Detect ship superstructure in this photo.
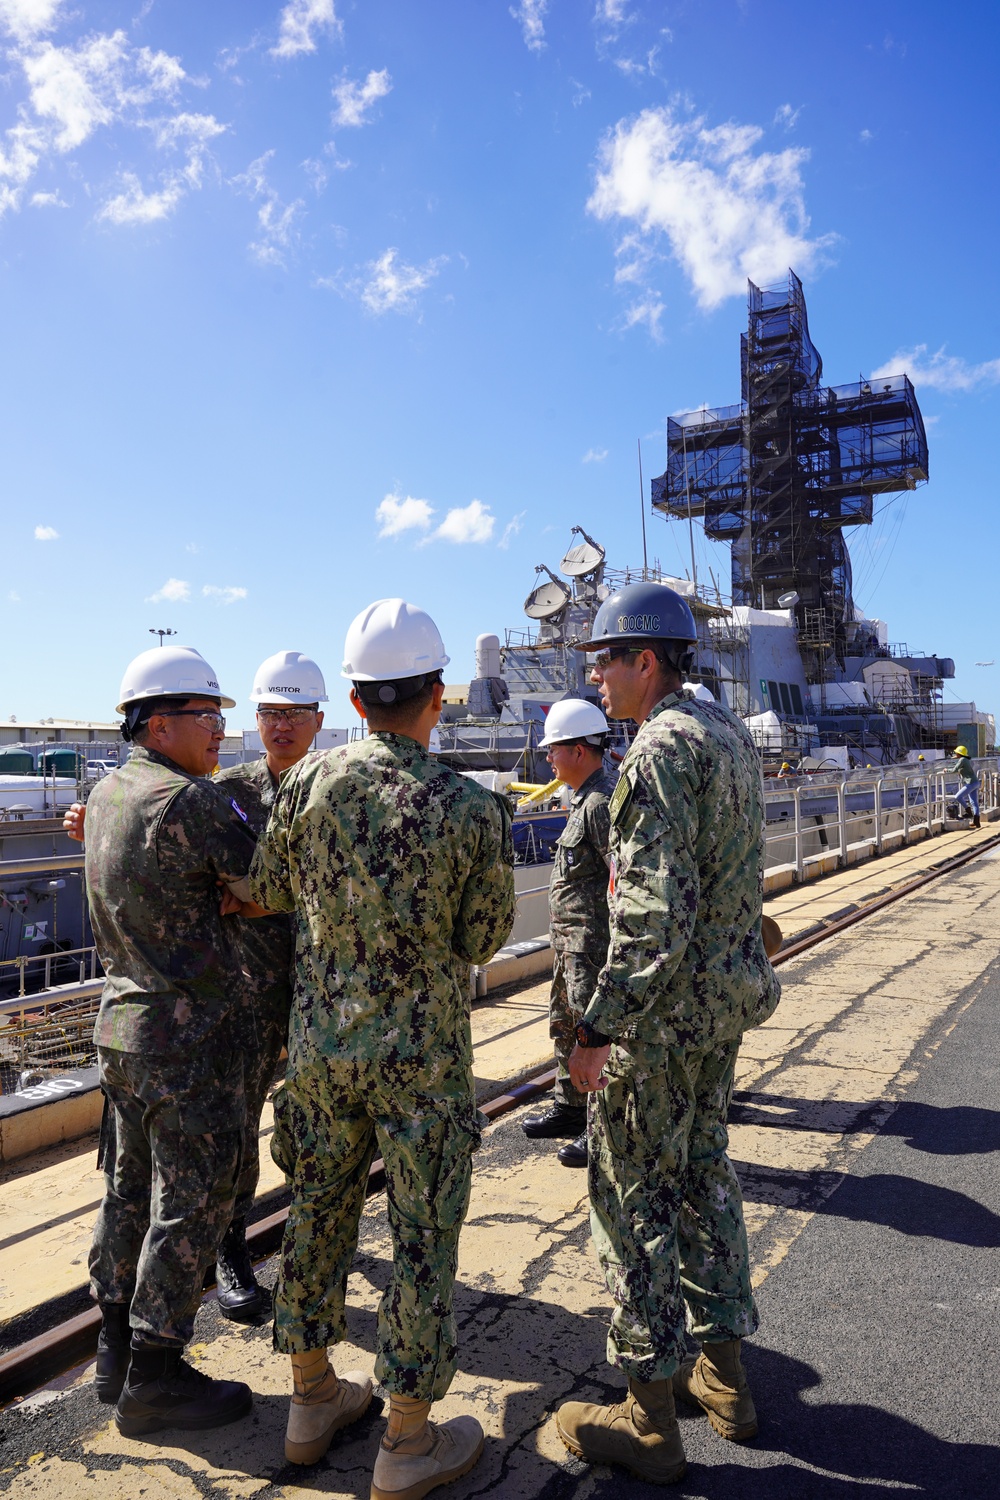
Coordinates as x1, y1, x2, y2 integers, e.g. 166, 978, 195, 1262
436, 272, 993, 779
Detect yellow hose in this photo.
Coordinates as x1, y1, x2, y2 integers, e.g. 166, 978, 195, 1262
513, 777, 564, 809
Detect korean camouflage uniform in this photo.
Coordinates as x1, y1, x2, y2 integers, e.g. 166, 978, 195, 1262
249, 732, 515, 1399
214, 757, 293, 1221
548, 765, 617, 1110
85, 745, 257, 1346
582, 690, 780, 1382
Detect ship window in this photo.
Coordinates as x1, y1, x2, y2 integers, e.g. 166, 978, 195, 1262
767, 680, 780, 710
778, 683, 793, 714
790, 683, 804, 715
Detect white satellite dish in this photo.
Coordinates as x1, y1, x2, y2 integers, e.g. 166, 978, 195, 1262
777, 590, 800, 608
524, 568, 571, 620
561, 528, 606, 579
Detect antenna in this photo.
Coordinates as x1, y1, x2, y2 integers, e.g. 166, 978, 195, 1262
523, 566, 572, 621
149, 628, 177, 648
637, 439, 648, 577
561, 526, 606, 578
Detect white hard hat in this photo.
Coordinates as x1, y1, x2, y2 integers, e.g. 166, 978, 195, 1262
342, 598, 450, 683
683, 681, 715, 703
539, 698, 610, 748
116, 646, 235, 714
251, 650, 328, 704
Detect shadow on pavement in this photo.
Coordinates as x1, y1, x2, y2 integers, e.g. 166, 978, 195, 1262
549, 1344, 995, 1500
735, 1162, 1000, 1246
731, 1094, 1000, 1155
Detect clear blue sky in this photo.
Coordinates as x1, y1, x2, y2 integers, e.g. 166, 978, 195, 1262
2, 0, 997, 730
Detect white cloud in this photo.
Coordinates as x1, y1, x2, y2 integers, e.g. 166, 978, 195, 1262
23, 32, 185, 153
433, 500, 495, 545
272, 0, 341, 60
184, 541, 199, 554
587, 104, 835, 314
859, 129, 875, 144
595, 0, 632, 29
510, 0, 547, 53
583, 447, 609, 463
152, 112, 227, 150
99, 171, 184, 224
357, 247, 446, 315
146, 577, 190, 603
774, 103, 801, 130
29, 188, 65, 206
33, 523, 58, 540
202, 584, 247, 605
332, 68, 391, 128
233, 152, 303, 267
0, 21, 210, 223
8, 589, 21, 602
622, 294, 665, 339
870, 345, 1000, 394
376, 492, 435, 538
498, 511, 526, 549
0, 1, 64, 43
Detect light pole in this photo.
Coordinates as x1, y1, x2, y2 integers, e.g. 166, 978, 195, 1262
149, 628, 177, 648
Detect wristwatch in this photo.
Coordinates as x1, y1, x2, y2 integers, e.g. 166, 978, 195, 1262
575, 1020, 611, 1049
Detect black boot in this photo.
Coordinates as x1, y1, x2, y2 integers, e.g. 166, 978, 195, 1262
115, 1342, 252, 1438
522, 1102, 586, 1139
95, 1303, 132, 1404
972, 817, 982, 829
215, 1218, 267, 1322
557, 1131, 588, 1168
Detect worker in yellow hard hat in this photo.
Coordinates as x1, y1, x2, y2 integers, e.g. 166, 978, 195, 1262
950, 745, 981, 828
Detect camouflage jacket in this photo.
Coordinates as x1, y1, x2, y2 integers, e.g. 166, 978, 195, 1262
249, 732, 516, 1099
214, 757, 293, 1021
86, 745, 257, 1054
584, 690, 780, 1051
549, 765, 616, 957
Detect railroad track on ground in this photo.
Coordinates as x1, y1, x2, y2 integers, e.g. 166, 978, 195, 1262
3, 823, 999, 1408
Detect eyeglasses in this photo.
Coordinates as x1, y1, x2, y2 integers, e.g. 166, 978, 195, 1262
593, 646, 644, 670
257, 707, 318, 724
157, 710, 227, 732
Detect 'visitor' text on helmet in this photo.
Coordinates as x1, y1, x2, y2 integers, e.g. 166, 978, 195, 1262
251, 650, 328, 704
116, 646, 235, 715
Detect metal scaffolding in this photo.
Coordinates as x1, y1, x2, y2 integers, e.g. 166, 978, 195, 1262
652, 271, 929, 683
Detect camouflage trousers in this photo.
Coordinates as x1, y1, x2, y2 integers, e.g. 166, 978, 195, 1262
90, 1046, 244, 1346
550, 948, 601, 1111
271, 1059, 480, 1401
589, 1035, 757, 1382
233, 992, 290, 1222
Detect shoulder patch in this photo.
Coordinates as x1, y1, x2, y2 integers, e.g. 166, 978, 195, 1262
608, 774, 633, 826
230, 799, 248, 822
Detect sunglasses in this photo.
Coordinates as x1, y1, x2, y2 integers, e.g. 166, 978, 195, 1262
157, 710, 227, 732
592, 646, 644, 670
257, 707, 318, 724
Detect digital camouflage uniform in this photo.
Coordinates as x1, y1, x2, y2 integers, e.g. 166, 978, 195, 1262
214, 757, 293, 1220
86, 745, 257, 1346
548, 765, 616, 1109
582, 690, 781, 1383
248, 731, 515, 1399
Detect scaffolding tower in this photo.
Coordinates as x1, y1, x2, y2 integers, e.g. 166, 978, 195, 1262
652, 271, 929, 683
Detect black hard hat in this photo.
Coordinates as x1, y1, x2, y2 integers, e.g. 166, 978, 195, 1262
578, 582, 698, 651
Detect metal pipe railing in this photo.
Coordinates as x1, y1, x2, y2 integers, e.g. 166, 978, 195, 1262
764, 759, 998, 880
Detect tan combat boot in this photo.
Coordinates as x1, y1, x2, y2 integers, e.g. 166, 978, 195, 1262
285, 1348, 373, 1465
555, 1377, 686, 1486
370, 1393, 484, 1500
672, 1338, 757, 1441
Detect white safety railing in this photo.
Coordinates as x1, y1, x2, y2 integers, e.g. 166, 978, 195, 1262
764, 760, 999, 881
